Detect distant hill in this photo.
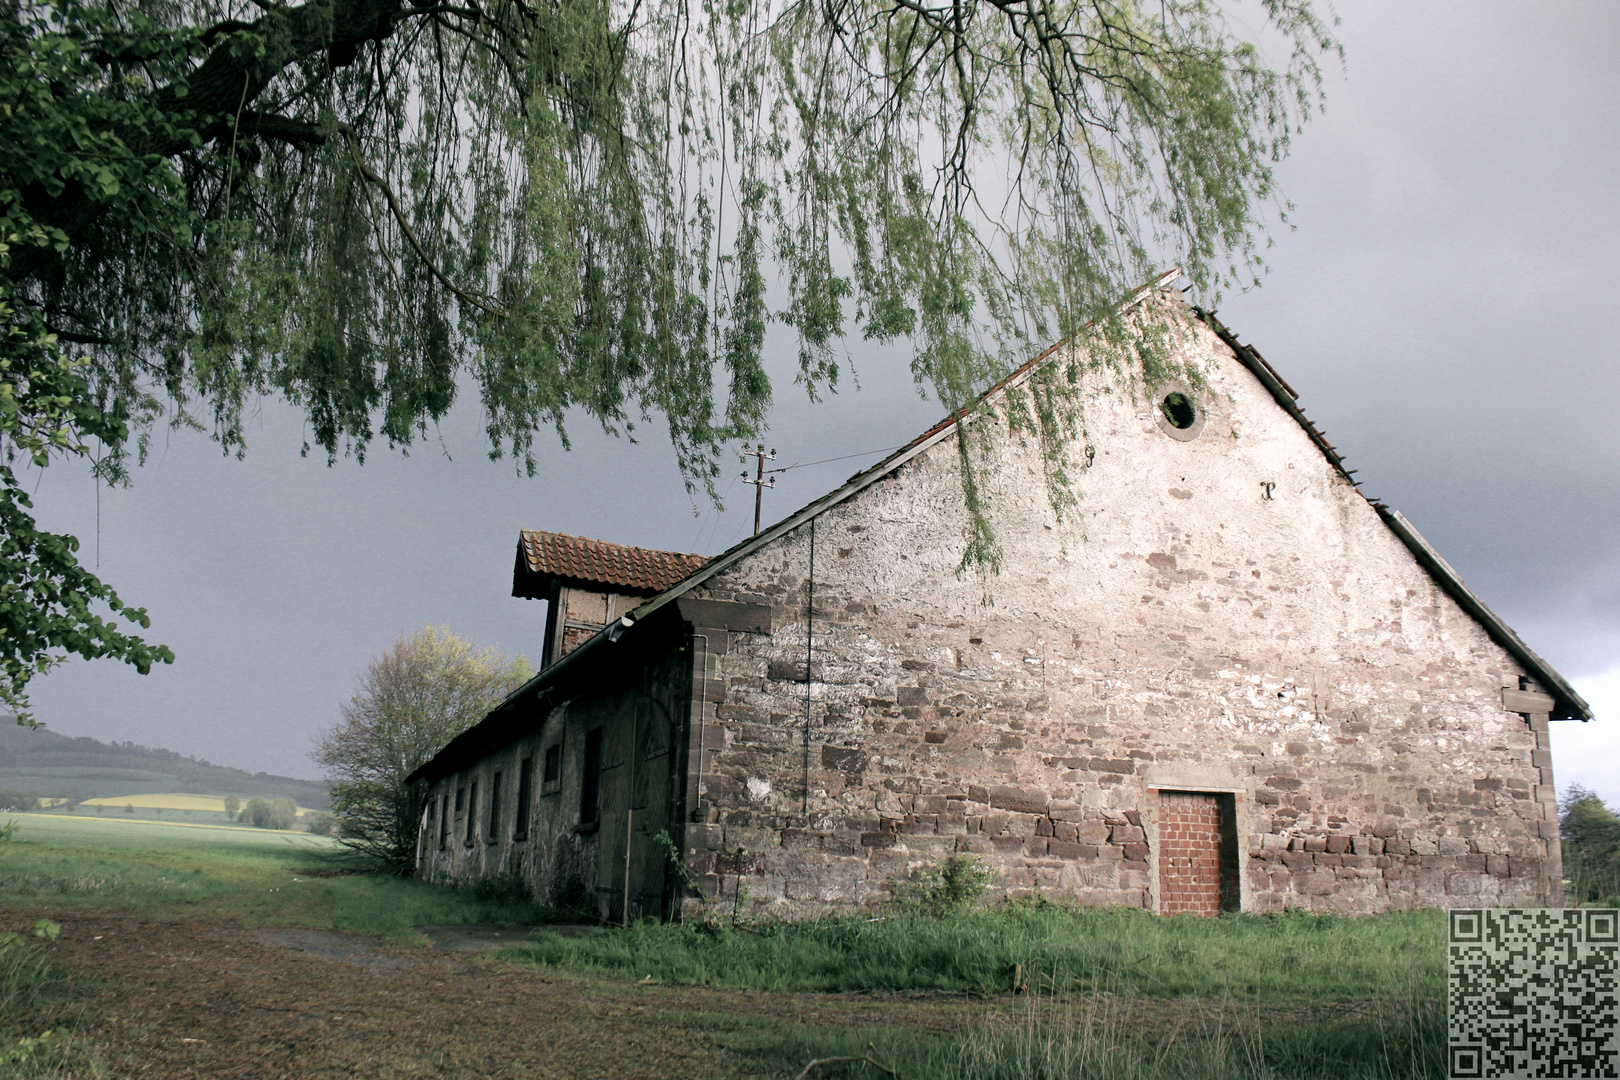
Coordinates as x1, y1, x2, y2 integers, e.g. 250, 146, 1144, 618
0, 719, 330, 809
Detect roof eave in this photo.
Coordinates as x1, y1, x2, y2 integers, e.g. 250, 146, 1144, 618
404, 613, 637, 786
1379, 510, 1592, 721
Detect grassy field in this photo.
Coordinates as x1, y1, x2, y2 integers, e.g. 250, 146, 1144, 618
0, 814, 1450, 1078
0, 813, 550, 941
39, 792, 320, 827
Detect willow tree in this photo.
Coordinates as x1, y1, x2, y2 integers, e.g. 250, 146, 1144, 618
0, 0, 1337, 715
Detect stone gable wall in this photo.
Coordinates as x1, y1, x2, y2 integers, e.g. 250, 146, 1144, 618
677, 300, 1560, 918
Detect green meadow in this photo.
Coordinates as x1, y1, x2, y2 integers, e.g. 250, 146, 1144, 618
0, 813, 549, 941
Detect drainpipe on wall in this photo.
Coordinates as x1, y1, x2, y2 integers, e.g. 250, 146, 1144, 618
693, 634, 710, 819
802, 517, 815, 819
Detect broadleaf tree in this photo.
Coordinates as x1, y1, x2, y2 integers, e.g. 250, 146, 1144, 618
314, 625, 531, 873
1560, 786, 1620, 906
1, 0, 1338, 715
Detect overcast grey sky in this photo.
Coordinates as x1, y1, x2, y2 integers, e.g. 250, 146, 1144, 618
18, 2, 1620, 802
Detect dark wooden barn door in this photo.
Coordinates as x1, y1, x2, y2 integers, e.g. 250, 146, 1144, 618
630, 701, 673, 919
1157, 791, 1239, 916
593, 700, 632, 921
594, 697, 675, 922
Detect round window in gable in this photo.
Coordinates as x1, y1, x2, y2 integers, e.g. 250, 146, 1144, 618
1155, 389, 1206, 442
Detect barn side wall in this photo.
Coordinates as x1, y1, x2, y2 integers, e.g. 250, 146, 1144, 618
416, 617, 695, 919
675, 304, 1561, 918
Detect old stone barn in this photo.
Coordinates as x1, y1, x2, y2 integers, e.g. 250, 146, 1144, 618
410, 281, 1591, 920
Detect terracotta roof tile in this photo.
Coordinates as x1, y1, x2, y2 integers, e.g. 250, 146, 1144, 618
517, 530, 709, 595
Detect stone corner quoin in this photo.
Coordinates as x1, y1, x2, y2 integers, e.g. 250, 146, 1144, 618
412, 291, 1573, 922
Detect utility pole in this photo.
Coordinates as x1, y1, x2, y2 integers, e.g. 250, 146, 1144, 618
740, 444, 776, 536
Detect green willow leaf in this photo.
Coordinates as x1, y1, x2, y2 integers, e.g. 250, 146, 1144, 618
1, 0, 1336, 712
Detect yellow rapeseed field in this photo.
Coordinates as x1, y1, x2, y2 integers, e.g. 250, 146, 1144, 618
77, 793, 311, 816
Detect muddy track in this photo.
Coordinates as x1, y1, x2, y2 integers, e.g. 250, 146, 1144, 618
14, 912, 1389, 1078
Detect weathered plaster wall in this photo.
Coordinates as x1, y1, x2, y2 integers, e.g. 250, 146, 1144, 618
417, 699, 591, 899
678, 297, 1560, 918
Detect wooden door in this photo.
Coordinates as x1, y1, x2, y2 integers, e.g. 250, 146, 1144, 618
594, 696, 676, 922
594, 702, 634, 922
629, 700, 674, 920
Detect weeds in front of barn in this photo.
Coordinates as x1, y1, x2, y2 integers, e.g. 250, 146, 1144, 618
679, 983, 1443, 1079
509, 900, 1446, 1078
506, 902, 1444, 1000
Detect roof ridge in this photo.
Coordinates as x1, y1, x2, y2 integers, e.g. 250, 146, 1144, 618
411, 274, 1589, 788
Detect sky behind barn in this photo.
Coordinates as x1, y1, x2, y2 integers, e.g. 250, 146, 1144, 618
16, 2, 1620, 803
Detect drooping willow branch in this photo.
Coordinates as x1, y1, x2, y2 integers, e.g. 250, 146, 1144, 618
9, 0, 1336, 489
341, 128, 508, 318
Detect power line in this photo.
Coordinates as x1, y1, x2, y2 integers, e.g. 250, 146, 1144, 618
766, 443, 908, 475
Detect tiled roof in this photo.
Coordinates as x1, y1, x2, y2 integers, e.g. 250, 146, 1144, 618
516, 530, 710, 595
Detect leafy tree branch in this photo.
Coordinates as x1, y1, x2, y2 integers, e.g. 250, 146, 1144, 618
1, 0, 1336, 710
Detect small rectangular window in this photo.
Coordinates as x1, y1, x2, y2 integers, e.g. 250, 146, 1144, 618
514, 758, 533, 839
454, 787, 464, 814
488, 771, 502, 841
542, 744, 563, 794
437, 794, 449, 849
580, 728, 603, 825
464, 782, 478, 846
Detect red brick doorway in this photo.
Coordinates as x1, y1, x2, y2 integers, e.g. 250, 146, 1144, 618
1157, 791, 1239, 915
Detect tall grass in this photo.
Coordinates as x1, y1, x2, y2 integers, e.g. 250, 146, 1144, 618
680, 969, 1442, 1080
942, 979, 1443, 1080
0, 921, 95, 1079
0, 922, 58, 1023
507, 904, 1444, 1000
679, 977, 1443, 1079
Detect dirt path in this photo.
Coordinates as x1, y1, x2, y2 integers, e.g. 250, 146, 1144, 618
17, 912, 989, 1079
16, 912, 1392, 1078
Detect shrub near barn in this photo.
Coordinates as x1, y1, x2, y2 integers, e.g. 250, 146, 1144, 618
1561, 786, 1620, 906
